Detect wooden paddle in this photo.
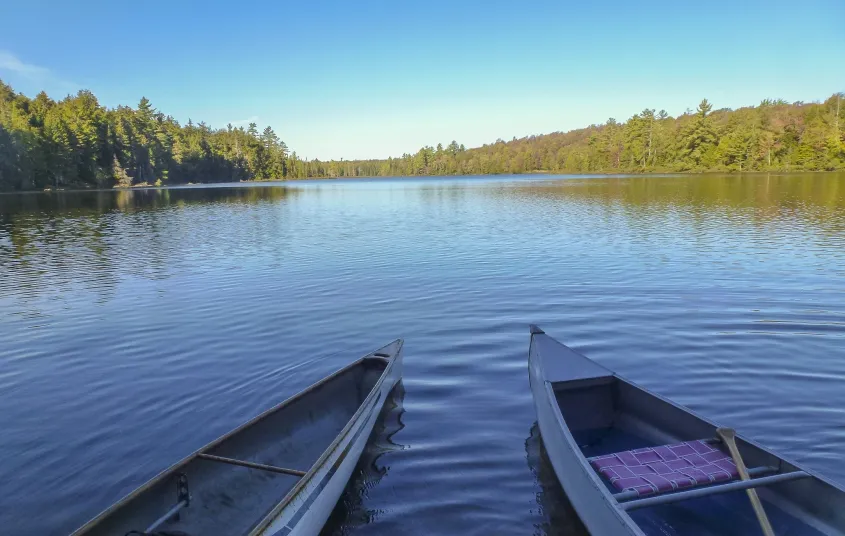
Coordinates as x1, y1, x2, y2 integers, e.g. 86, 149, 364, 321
716, 427, 776, 536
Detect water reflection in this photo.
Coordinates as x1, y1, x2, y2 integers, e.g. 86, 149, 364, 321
4, 174, 845, 276
322, 383, 407, 535
521, 173, 845, 208
0, 184, 297, 216
525, 423, 587, 536
503, 173, 845, 234
0, 185, 298, 313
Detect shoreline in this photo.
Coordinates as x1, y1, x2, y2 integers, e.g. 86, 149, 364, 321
6, 169, 842, 196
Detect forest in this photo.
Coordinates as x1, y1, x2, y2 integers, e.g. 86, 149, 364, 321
0, 78, 843, 192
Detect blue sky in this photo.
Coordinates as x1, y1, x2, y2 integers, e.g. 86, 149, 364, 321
1, 0, 843, 160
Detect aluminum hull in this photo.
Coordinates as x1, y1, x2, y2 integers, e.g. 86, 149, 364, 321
71, 339, 403, 536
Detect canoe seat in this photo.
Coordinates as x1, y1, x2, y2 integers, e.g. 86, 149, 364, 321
588, 440, 739, 498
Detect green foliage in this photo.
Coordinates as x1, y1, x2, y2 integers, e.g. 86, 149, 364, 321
0, 78, 843, 191
295, 94, 844, 179
0, 80, 293, 191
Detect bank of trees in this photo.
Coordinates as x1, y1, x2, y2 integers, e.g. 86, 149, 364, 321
0, 80, 291, 191
362, 96, 843, 178
1, 77, 842, 191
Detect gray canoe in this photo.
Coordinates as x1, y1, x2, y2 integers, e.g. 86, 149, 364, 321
71, 339, 403, 536
528, 325, 845, 536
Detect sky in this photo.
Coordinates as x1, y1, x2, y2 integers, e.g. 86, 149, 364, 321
1, 0, 843, 160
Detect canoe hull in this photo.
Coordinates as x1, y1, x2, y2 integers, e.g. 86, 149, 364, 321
259, 346, 402, 535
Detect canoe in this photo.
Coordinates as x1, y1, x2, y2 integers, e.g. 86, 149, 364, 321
528, 326, 845, 536
71, 339, 403, 536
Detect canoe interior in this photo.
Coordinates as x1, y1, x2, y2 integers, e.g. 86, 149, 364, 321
80, 357, 388, 536
553, 375, 845, 536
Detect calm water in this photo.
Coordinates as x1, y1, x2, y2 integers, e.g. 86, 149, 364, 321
2, 173, 845, 535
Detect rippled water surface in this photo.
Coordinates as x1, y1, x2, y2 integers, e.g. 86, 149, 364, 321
2, 173, 845, 535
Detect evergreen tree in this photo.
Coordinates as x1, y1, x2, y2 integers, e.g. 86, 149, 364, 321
0, 76, 842, 192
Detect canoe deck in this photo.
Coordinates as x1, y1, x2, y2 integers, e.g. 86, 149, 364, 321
76, 358, 387, 536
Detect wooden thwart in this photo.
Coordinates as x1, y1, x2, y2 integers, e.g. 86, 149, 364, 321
197, 453, 306, 477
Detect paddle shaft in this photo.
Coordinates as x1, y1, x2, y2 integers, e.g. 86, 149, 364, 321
716, 428, 775, 536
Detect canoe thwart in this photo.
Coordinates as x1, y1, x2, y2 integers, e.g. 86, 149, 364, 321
196, 453, 307, 477
143, 473, 191, 533
622, 471, 810, 511
613, 465, 778, 502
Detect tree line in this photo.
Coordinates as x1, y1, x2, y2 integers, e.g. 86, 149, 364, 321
0, 79, 296, 191
1, 77, 842, 192
356, 96, 843, 178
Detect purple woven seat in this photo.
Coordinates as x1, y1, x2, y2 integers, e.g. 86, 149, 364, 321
589, 440, 738, 498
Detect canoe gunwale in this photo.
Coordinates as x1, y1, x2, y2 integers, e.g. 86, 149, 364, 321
69, 340, 403, 536
249, 342, 403, 534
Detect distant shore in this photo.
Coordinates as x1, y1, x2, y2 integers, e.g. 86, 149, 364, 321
14, 170, 838, 196
3, 77, 842, 194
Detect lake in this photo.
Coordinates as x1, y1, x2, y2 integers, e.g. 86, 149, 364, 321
2, 173, 844, 535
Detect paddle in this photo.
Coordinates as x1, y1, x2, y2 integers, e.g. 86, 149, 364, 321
716, 427, 776, 536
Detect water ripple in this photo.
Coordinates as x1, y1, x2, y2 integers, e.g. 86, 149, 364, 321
0, 173, 844, 535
